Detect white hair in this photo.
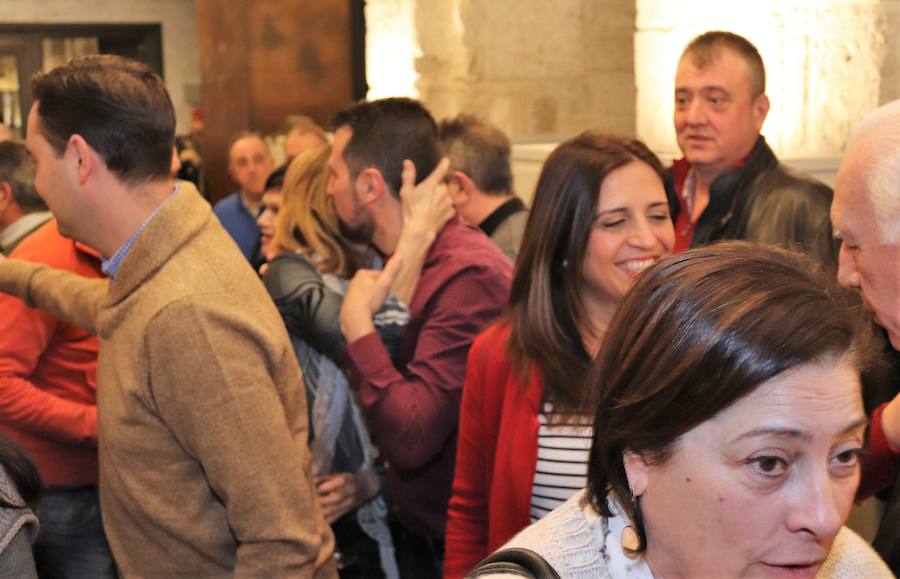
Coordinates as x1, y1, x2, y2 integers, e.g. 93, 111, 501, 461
849, 100, 900, 245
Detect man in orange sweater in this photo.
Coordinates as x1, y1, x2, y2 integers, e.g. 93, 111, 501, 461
0, 214, 112, 576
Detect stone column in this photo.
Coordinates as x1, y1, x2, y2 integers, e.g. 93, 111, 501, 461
366, 0, 637, 139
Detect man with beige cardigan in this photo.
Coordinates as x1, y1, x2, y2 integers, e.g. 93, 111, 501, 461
0, 55, 336, 577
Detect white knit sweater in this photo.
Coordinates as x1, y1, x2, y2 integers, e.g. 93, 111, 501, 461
485, 490, 894, 579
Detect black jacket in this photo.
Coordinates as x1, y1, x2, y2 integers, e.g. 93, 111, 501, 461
665, 136, 838, 267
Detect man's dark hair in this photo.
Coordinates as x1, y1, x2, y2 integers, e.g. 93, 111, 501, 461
331, 97, 440, 197
682, 31, 766, 96
30, 54, 176, 185
0, 141, 45, 212
439, 114, 513, 195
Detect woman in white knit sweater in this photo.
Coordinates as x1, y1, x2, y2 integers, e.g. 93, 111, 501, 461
470, 243, 893, 579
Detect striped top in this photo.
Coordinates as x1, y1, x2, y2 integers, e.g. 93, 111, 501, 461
530, 403, 593, 522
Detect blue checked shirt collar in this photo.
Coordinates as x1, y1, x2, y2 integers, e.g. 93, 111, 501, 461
101, 184, 179, 278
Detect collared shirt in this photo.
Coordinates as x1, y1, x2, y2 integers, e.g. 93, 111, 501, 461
478, 196, 526, 237
0, 211, 53, 255
478, 196, 528, 263
102, 186, 178, 278
670, 155, 748, 252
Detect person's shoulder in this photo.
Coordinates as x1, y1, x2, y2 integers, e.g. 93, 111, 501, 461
818, 526, 893, 578
473, 320, 512, 352
267, 251, 316, 272
494, 208, 528, 235
9, 219, 80, 269
761, 158, 833, 203
148, 288, 283, 346
263, 252, 321, 299
495, 490, 607, 576
212, 192, 240, 214
432, 220, 513, 273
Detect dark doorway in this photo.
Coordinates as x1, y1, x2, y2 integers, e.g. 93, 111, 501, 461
0, 24, 162, 138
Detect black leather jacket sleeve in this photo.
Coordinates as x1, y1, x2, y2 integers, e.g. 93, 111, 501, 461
263, 253, 347, 359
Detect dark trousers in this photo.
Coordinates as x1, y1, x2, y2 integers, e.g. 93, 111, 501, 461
390, 521, 443, 579
33, 486, 117, 579
332, 513, 385, 579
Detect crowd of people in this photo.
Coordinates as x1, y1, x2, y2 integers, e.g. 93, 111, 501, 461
0, 28, 897, 579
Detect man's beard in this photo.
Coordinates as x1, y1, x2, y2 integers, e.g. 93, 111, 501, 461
337, 214, 375, 244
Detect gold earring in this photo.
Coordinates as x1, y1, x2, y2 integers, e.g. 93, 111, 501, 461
621, 487, 640, 559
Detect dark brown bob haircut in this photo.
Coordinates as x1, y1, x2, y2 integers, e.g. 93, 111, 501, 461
586, 241, 874, 553
507, 131, 665, 407
30, 54, 176, 186
331, 97, 440, 198
681, 30, 766, 97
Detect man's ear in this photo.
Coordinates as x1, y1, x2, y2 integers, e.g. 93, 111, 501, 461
68, 134, 96, 186
0, 182, 10, 211
447, 170, 476, 206
623, 451, 651, 497
455, 171, 479, 196
357, 168, 387, 204
753, 93, 770, 131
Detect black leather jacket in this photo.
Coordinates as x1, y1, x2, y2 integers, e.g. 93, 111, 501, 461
665, 136, 838, 267
263, 252, 407, 361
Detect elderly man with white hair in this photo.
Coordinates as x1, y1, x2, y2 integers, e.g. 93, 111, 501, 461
832, 98, 900, 573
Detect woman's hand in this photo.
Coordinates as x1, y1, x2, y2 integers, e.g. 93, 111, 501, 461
400, 158, 455, 240
883, 393, 900, 450
340, 255, 403, 342
389, 158, 454, 304
316, 470, 380, 523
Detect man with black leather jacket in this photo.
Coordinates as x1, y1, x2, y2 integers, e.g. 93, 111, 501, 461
666, 30, 837, 266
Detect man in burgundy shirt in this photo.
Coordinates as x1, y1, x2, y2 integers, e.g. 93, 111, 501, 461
328, 98, 512, 578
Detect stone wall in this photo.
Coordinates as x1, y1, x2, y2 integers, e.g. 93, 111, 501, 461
367, 0, 637, 140
0, 0, 200, 133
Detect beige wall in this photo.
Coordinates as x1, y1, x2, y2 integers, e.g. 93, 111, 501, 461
0, 0, 200, 133
367, 0, 636, 141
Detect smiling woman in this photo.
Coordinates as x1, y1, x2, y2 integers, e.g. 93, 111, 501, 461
468, 242, 891, 578
444, 132, 675, 578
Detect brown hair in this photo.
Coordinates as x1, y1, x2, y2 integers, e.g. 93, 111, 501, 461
272, 144, 356, 277
30, 54, 175, 185
331, 97, 440, 198
586, 241, 874, 553
507, 131, 665, 407
681, 31, 766, 96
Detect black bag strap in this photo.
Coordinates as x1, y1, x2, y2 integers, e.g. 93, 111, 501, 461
466, 547, 561, 578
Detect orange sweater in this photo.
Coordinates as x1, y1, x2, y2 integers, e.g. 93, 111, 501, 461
0, 219, 103, 486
